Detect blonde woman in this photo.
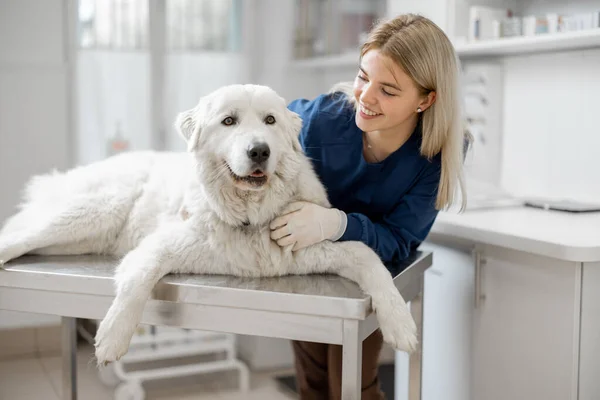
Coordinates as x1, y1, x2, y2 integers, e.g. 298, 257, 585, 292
270, 14, 469, 399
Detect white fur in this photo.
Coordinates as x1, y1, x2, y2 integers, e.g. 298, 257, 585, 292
0, 84, 417, 364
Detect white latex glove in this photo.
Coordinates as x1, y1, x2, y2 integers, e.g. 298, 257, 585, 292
269, 201, 347, 251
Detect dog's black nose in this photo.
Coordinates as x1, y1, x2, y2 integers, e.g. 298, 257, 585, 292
247, 143, 270, 163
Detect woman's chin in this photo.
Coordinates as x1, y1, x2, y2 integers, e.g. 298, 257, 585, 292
356, 113, 381, 132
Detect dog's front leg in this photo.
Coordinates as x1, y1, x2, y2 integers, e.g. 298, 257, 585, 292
295, 241, 418, 353
94, 221, 202, 365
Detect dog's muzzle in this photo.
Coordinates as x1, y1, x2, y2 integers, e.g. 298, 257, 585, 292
247, 142, 270, 164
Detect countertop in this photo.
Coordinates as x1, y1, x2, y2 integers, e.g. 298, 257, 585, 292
430, 206, 600, 262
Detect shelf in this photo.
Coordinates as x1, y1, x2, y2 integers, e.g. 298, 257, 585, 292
290, 52, 360, 69
289, 29, 600, 69
455, 29, 600, 58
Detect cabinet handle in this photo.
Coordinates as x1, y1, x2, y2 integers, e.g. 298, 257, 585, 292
474, 251, 486, 308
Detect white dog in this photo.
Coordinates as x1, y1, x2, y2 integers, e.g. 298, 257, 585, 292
0, 84, 417, 364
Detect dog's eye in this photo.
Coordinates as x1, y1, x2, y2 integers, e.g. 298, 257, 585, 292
222, 116, 236, 126
264, 115, 276, 125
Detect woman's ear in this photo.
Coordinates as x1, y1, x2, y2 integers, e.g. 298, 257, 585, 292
418, 91, 436, 112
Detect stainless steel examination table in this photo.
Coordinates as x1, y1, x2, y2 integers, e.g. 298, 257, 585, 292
0, 250, 431, 400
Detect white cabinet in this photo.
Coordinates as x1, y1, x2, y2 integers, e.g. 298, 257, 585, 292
578, 261, 600, 400
237, 335, 295, 371
395, 241, 474, 400
473, 245, 580, 400
422, 243, 474, 400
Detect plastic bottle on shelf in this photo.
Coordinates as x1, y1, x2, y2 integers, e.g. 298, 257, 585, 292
107, 121, 130, 157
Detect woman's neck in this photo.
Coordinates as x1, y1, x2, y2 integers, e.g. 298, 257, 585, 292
365, 116, 419, 161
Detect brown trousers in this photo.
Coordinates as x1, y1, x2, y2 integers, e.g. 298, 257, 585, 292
291, 329, 385, 400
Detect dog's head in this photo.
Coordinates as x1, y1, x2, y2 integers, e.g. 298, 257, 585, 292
175, 84, 304, 193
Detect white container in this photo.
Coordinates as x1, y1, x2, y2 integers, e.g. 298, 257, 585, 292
561, 15, 580, 32
469, 6, 510, 42
535, 16, 549, 34
593, 11, 600, 28
492, 20, 501, 39
523, 15, 537, 36
546, 13, 559, 33
578, 12, 595, 30
502, 17, 522, 37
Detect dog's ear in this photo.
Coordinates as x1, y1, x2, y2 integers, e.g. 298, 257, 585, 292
286, 110, 304, 154
175, 106, 202, 152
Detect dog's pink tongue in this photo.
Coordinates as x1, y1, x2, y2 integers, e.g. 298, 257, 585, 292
250, 170, 265, 177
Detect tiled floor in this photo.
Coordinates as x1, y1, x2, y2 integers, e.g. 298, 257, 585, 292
0, 344, 298, 400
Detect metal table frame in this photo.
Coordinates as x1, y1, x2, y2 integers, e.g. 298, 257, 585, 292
0, 251, 431, 400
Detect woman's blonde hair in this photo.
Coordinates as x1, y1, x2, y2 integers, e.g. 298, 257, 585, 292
331, 13, 469, 211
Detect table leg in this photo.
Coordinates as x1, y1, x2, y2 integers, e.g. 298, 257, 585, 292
61, 317, 77, 400
408, 277, 424, 400
341, 319, 362, 400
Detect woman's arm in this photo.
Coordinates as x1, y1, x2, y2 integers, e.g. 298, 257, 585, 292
339, 162, 441, 263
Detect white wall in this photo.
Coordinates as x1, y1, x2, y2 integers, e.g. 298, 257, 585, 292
164, 53, 250, 151
76, 52, 151, 164
0, 0, 72, 221
500, 48, 600, 203
386, 0, 452, 32
251, 0, 296, 99
0, 0, 71, 329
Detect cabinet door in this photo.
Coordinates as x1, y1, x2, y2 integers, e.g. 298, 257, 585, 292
395, 242, 474, 400
424, 243, 474, 400
578, 261, 600, 400
473, 246, 580, 400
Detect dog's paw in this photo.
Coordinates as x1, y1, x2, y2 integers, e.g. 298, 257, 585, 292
94, 336, 130, 366
0, 240, 25, 266
374, 293, 418, 353
94, 309, 137, 366
379, 312, 418, 353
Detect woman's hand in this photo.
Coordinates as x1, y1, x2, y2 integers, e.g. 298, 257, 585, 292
269, 201, 347, 251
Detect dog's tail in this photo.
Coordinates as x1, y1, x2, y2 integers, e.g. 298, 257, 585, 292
0, 208, 29, 236
0, 170, 68, 236
21, 169, 68, 206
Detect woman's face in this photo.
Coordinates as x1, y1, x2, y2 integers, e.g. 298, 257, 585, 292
353, 49, 432, 136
